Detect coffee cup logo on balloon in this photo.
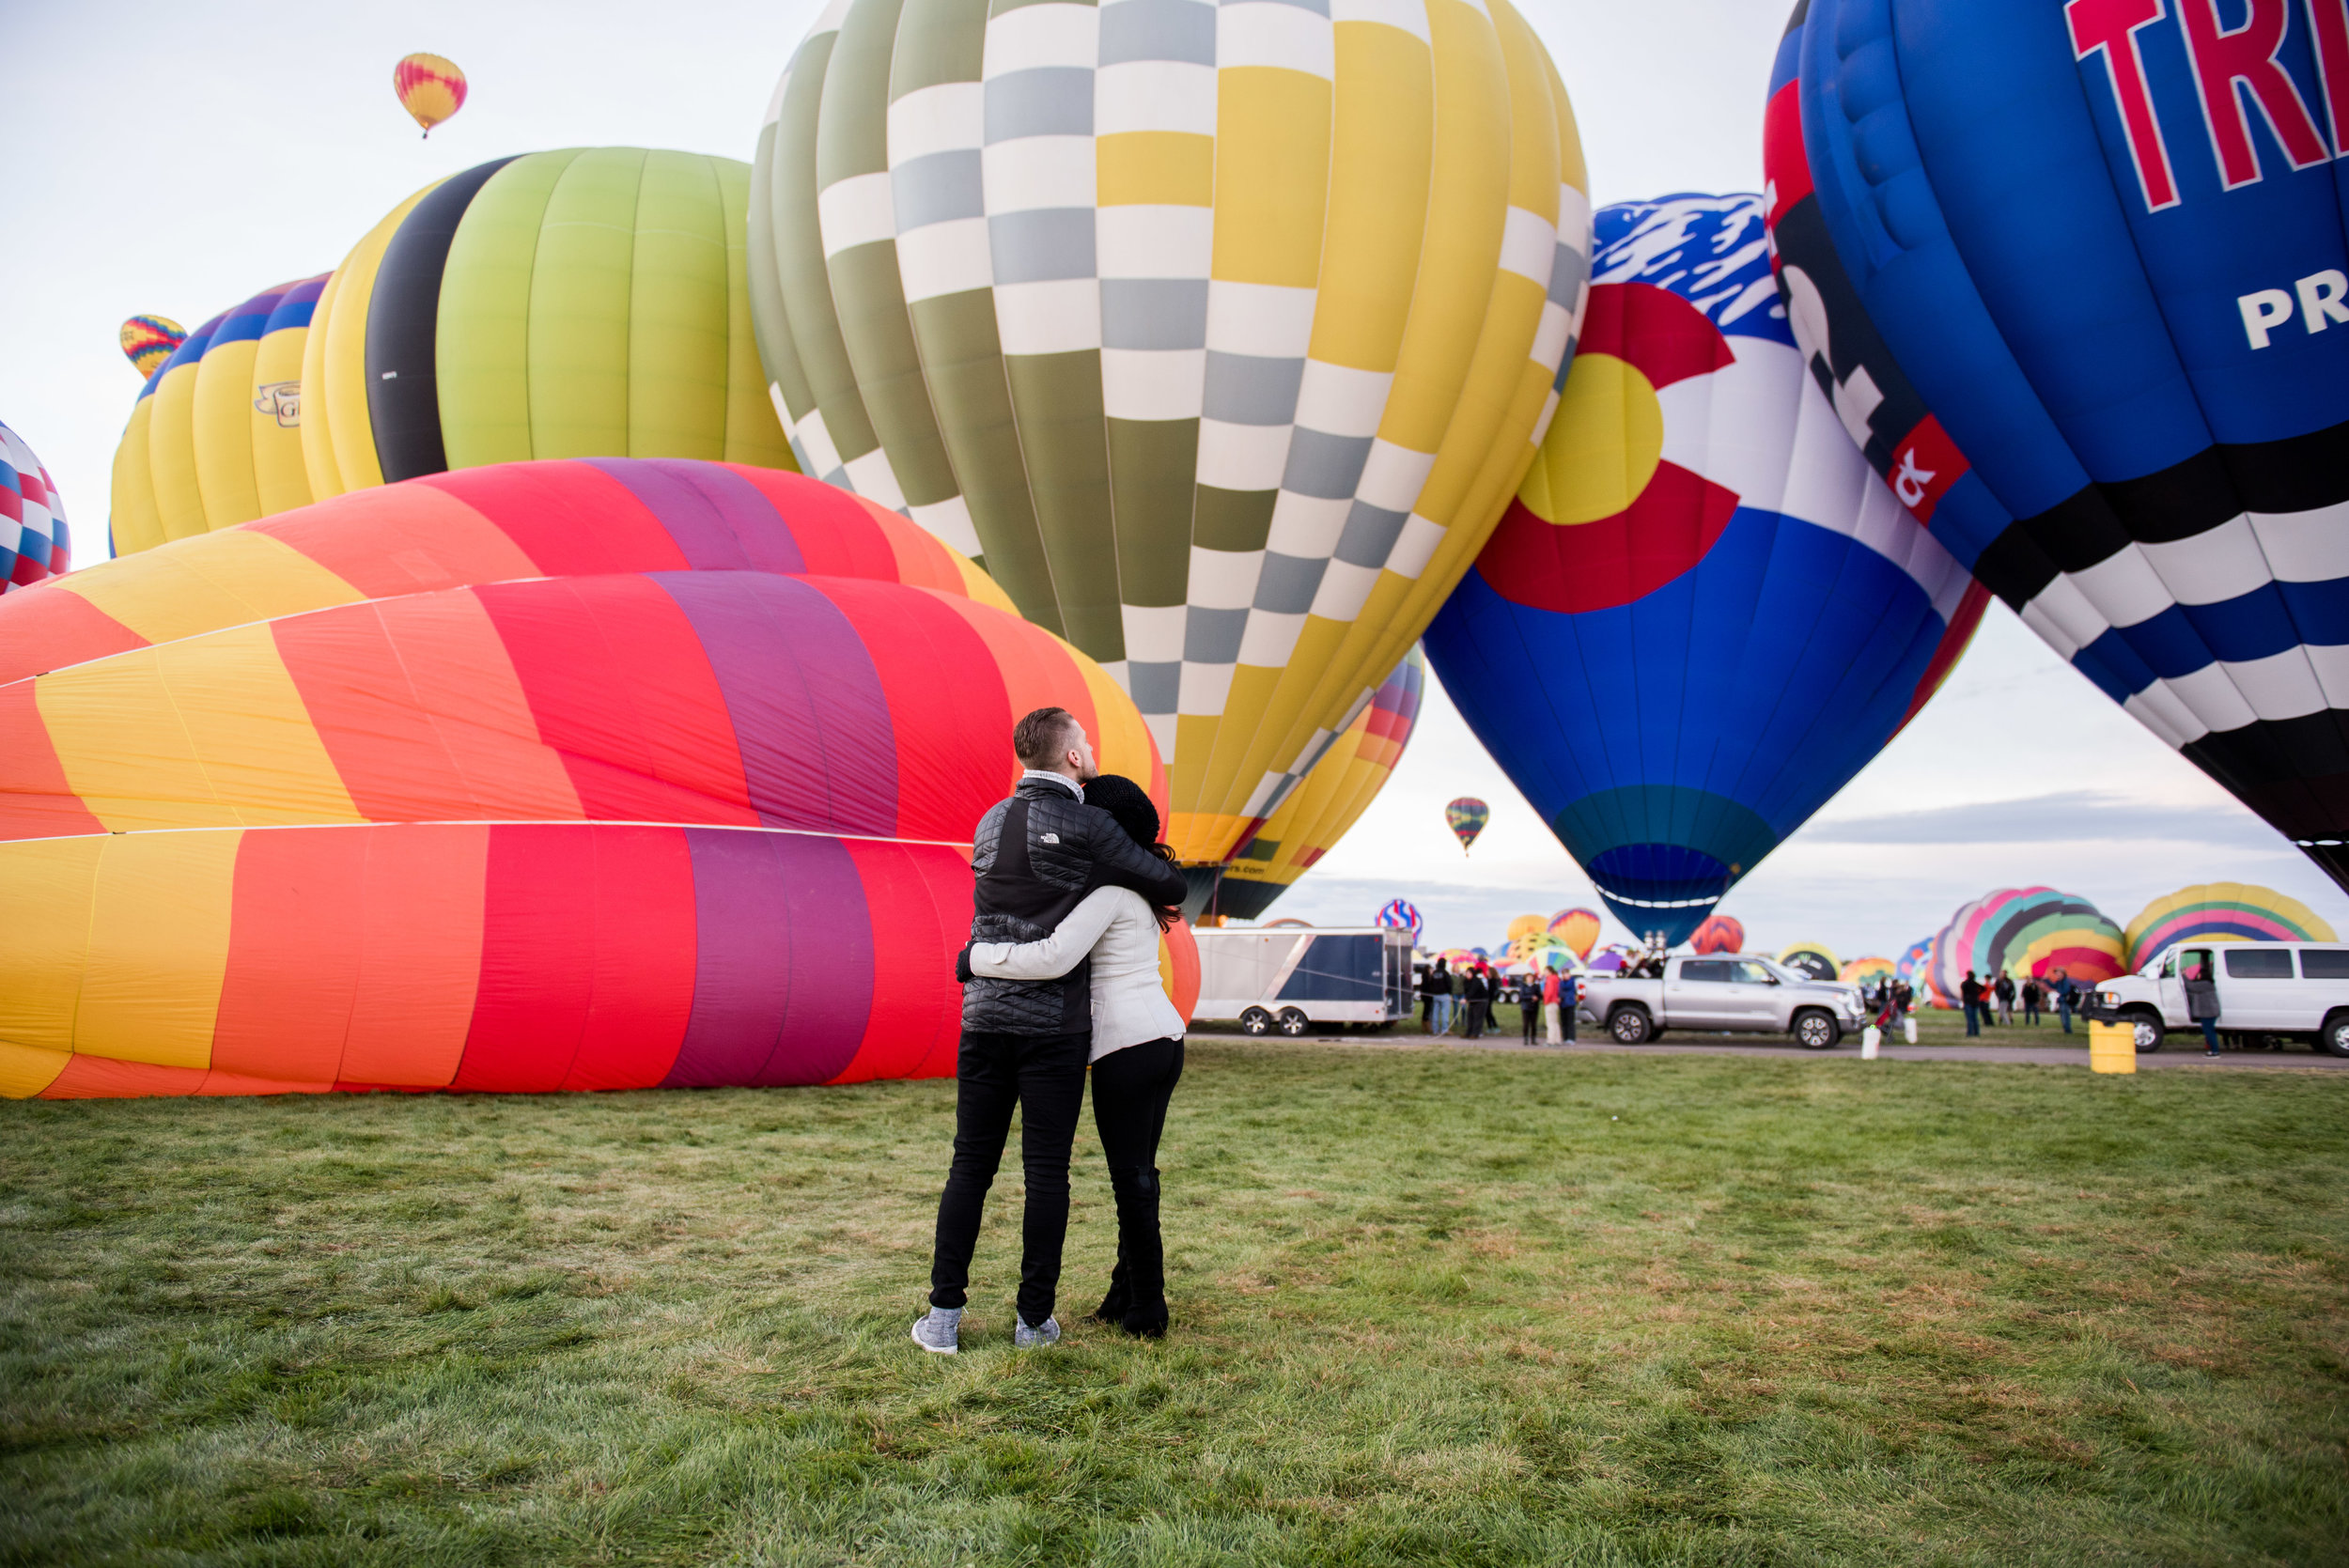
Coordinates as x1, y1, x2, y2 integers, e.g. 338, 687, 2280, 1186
1425, 193, 1986, 945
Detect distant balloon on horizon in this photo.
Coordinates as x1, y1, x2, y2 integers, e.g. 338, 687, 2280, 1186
394, 53, 466, 138
1688, 914, 1744, 955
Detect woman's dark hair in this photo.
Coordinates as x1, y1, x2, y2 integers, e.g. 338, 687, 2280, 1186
1086, 774, 1182, 931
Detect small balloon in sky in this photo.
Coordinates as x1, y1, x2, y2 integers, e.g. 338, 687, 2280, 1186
117, 316, 185, 379
394, 53, 466, 138
1446, 799, 1490, 856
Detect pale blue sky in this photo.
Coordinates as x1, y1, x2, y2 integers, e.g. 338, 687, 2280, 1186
7, 0, 2338, 958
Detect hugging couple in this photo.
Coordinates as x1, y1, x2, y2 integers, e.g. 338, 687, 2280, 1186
910, 706, 1192, 1354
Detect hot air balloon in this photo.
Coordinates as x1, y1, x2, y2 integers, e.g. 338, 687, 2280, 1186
749, 0, 1594, 874
1548, 907, 1602, 959
1766, 2, 2349, 898
394, 53, 467, 138
1778, 941, 1840, 982
1688, 913, 1744, 955
302, 149, 793, 506
1195, 647, 1425, 919
110, 276, 328, 555
0, 458, 1166, 1100
1932, 889, 2126, 996
1446, 798, 1490, 854
1376, 897, 1423, 938
2124, 882, 2338, 968
118, 316, 186, 379
2, 458, 1012, 686
1423, 193, 1987, 944
1840, 955, 1893, 986
1, 423, 69, 594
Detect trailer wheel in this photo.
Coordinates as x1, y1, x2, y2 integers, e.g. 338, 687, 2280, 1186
1608, 1005, 1653, 1045
1276, 1007, 1311, 1037
1240, 1007, 1274, 1036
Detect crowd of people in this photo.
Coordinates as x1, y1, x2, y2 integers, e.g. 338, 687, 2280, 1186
1413, 956, 1581, 1045
1953, 969, 2083, 1036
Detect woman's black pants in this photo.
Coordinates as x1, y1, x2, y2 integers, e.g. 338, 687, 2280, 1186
1086, 1037, 1184, 1337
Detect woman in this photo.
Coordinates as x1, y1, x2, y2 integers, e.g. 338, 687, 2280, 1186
965, 774, 1186, 1338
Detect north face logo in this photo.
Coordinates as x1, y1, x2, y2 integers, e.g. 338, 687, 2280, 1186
1040, 833, 1060, 844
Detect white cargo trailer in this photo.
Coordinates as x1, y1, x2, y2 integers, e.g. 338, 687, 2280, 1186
1191, 925, 1417, 1036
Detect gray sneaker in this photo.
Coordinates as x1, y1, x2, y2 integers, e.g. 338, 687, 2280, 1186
910, 1306, 961, 1355
1014, 1314, 1061, 1348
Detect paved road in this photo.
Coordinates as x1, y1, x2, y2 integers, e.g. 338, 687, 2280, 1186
1205, 1030, 2349, 1071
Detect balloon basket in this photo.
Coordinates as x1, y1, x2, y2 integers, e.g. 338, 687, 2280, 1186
1860, 1026, 1880, 1060
2088, 1021, 2137, 1075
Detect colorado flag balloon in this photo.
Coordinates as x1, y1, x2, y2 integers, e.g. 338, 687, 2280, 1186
1424, 194, 1985, 943
1766, 0, 2349, 894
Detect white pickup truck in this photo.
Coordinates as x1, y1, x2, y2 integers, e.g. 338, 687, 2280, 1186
2086, 941, 2349, 1055
1577, 955, 1870, 1048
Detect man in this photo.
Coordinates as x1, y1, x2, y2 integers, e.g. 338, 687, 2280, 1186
2052, 969, 2077, 1033
2021, 976, 2042, 1026
1518, 972, 1540, 1045
1559, 968, 1579, 1042
1416, 962, 1437, 1032
1462, 965, 1490, 1038
1959, 970, 1983, 1037
913, 707, 1190, 1356
1429, 958, 1455, 1035
1994, 971, 2016, 1026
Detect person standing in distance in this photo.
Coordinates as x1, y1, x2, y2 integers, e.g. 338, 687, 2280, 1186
913, 708, 1190, 1356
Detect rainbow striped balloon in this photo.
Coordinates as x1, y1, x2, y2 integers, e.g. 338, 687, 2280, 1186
1376, 898, 1422, 937
2123, 884, 2338, 970
1932, 888, 2125, 995
0, 458, 1173, 1100
118, 314, 187, 378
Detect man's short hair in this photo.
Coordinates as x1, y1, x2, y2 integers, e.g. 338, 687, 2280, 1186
1013, 706, 1080, 768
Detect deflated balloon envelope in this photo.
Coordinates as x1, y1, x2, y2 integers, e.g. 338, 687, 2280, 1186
0, 458, 1172, 1101
1423, 193, 1985, 944
1765, 0, 2349, 893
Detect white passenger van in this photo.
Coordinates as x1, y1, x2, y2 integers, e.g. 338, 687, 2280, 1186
2089, 943, 2349, 1055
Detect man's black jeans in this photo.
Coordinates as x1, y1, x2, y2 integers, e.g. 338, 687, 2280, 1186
1086, 1037, 1184, 1335
928, 1028, 1089, 1326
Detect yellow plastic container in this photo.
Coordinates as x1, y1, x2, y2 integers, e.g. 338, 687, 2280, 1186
2089, 1019, 2138, 1074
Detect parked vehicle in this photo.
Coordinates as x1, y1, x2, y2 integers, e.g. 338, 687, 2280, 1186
2085, 942, 2349, 1055
1191, 924, 1417, 1037
1576, 955, 1867, 1048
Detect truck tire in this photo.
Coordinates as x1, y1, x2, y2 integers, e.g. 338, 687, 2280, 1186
1608, 1005, 1653, 1045
1792, 1009, 1841, 1049
1276, 1007, 1311, 1037
2123, 1008, 2165, 1053
1240, 1006, 1274, 1036
2320, 1011, 2349, 1058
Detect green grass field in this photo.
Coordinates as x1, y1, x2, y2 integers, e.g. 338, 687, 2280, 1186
4, 1043, 2346, 1565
